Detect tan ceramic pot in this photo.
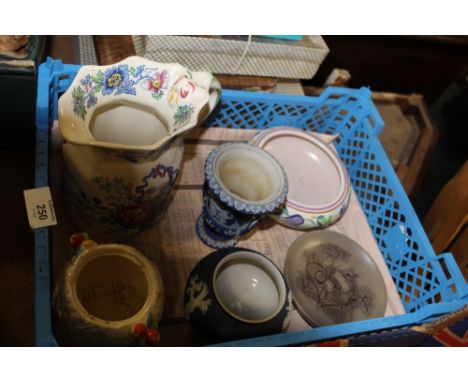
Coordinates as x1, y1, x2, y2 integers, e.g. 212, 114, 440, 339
53, 238, 164, 346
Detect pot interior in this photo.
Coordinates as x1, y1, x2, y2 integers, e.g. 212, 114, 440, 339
214, 251, 286, 323
75, 254, 148, 321
90, 102, 168, 146
216, 146, 283, 203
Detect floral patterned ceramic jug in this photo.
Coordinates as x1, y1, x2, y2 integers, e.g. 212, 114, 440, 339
58, 56, 221, 240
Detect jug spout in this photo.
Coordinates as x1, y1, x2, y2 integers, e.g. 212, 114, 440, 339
167, 69, 221, 134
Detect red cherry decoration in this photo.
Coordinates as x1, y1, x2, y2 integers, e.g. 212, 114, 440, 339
134, 323, 147, 337
145, 328, 160, 346
70, 233, 85, 247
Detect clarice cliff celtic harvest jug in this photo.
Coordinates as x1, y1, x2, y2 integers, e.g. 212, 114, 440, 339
58, 56, 221, 240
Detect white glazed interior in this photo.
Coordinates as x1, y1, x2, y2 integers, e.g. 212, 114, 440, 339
259, 129, 346, 208
214, 145, 284, 204
213, 251, 286, 323
90, 101, 168, 146
70, 246, 153, 325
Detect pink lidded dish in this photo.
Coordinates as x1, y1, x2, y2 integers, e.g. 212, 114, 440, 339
251, 126, 351, 230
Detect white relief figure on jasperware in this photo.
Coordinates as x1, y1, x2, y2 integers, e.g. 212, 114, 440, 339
207, 196, 242, 228
207, 197, 247, 230
185, 275, 212, 315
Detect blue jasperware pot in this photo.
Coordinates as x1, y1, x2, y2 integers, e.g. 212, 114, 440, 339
184, 247, 292, 343
196, 142, 288, 249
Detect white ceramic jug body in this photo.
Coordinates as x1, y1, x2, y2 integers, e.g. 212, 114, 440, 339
61, 137, 183, 239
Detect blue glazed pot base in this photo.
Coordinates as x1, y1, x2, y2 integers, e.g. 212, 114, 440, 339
196, 215, 239, 249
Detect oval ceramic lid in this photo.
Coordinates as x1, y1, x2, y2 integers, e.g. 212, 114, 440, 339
284, 231, 387, 327
253, 127, 348, 213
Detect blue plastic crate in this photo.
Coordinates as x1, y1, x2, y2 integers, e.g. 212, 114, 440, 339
34, 58, 468, 346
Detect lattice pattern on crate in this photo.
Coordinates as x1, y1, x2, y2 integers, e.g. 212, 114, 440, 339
337, 126, 371, 172
350, 150, 395, 218
206, 98, 340, 132
205, 92, 361, 136
302, 90, 380, 158
393, 258, 444, 310
349, 144, 459, 312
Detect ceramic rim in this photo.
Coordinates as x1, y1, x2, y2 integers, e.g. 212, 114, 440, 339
204, 142, 288, 215
68, 245, 157, 327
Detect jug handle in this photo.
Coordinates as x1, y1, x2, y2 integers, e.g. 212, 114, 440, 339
191, 71, 222, 123
207, 75, 222, 114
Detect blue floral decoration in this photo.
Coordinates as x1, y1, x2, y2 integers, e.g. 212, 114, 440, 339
133, 65, 145, 78
70, 63, 171, 120
174, 104, 195, 129
102, 64, 135, 96
80, 74, 92, 87
86, 94, 98, 108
